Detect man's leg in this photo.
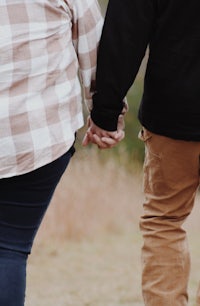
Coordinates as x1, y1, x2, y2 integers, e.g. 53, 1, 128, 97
196, 283, 200, 305
139, 128, 200, 306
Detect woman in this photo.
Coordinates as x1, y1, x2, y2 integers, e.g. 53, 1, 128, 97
0, 0, 103, 304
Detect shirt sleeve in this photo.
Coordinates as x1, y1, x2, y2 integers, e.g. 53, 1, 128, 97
70, 0, 103, 111
91, 0, 156, 131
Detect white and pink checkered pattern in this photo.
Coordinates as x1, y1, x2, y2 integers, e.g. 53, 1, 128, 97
0, 0, 103, 177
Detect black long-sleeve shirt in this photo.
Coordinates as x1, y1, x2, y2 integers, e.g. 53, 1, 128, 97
91, 0, 200, 140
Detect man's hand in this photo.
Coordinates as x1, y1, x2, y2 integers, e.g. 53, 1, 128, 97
82, 115, 125, 149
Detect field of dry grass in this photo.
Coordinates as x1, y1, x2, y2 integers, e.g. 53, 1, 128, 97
25, 147, 200, 306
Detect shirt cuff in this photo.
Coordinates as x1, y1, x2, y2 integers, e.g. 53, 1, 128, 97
91, 107, 121, 131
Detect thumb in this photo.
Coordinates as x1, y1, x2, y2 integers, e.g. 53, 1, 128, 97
117, 114, 125, 131
82, 132, 90, 146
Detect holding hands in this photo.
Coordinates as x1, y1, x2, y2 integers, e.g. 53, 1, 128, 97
82, 114, 125, 149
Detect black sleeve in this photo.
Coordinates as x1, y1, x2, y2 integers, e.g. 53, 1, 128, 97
91, 0, 156, 130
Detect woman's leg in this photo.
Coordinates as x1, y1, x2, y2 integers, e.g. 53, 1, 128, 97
0, 249, 27, 305
0, 148, 73, 306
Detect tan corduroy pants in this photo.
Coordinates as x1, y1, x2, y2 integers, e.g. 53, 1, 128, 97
139, 127, 200, 306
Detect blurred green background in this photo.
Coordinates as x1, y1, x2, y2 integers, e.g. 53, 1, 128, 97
78, 0, 147, 164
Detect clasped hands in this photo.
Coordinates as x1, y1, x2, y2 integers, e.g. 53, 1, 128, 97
82, 114, 125, 149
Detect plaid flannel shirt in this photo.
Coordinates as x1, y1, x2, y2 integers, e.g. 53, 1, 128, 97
0, 0, 103, 178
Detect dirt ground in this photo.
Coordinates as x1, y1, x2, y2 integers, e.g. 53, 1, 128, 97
26, 213, 200, 306
26, 232, 143, 306
25, 152, 200, 306
26, 228, 200, 306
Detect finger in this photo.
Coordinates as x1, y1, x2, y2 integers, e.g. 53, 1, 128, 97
116, 130, 125, 141
102, 130, 125, 145
117, 114, 125, 131
86, 116, 91, 128
85, 130, 107, 148
93, 134, 109, 149
110, 130, 125, 142
87, 130, 97, 144
101, 137, 118, 146
82, 133, 90, 146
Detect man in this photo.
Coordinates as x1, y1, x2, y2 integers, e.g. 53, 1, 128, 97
83, 0, 200, 305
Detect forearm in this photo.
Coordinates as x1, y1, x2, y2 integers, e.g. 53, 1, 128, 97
91, 0, 156, 130
71, 0, 103, 109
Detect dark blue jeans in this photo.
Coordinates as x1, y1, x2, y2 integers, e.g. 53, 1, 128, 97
0, 147, 74, 306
